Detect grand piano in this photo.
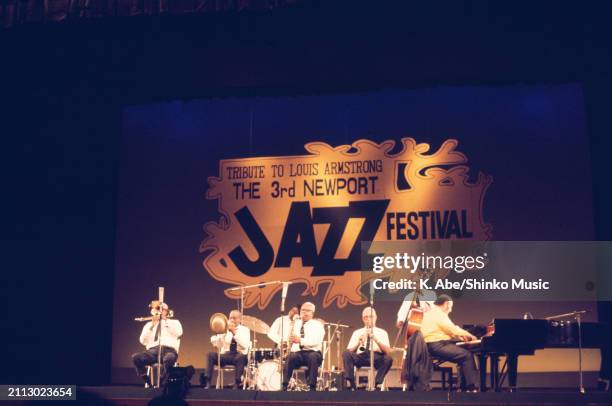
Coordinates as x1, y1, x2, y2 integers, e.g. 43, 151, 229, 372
461, 317, 611, 392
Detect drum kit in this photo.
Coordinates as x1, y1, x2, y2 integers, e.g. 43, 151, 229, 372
218, 281, 352, 391
238, 315, 280, 391
226, 314, 350, 391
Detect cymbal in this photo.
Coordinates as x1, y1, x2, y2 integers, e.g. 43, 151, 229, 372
241, 315, 270, 334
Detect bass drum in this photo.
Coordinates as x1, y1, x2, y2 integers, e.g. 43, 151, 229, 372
256, 360, 281, 391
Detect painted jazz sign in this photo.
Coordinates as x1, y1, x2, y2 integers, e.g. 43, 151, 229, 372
200, 138, 492, 309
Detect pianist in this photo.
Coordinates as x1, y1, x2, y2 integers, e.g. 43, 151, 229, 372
420, 294, 479, 392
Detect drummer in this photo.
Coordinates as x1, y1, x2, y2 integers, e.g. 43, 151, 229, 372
268, 304, 301, 347
206, 310, 251, 389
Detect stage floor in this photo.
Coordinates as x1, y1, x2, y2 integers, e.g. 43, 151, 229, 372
75, 385, 612, 406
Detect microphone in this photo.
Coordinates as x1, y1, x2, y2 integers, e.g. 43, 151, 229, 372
281, 282, 291, 312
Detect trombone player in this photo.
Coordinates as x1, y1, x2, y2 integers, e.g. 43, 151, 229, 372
206, 310, 251, 389
132, 301, 183, 387
343, 307, 392, 390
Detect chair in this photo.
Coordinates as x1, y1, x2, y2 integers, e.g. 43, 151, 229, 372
354, 366, 388, 390
210, 365, 238, 388
145, 339, 180, 388
210, 349, 251, 389
289, 366, 310, 390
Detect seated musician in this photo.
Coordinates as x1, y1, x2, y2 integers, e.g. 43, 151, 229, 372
206, 310, 251, 389
132, 301, 183, 387
342, 307, 393, 390
283, 302, 325, 391
268, 304, 301, 348
420, 294, 479, 392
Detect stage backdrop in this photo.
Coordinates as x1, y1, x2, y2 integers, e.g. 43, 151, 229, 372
112, 84, 597, 382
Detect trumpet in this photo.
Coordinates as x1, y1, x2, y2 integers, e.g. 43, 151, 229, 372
358, 327, 373, 352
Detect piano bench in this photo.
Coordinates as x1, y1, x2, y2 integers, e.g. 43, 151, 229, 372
431, 360, 454, 391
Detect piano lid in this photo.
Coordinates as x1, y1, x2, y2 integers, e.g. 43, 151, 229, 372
483, 319, 549, 350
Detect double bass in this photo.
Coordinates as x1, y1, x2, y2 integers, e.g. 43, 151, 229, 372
393, 270, 430, 385
400, 289, 424, 344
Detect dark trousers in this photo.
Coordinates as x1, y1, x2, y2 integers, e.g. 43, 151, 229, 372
132, 345, 178, 378
342, 350, 393, 387
207, 351, 248, 386
283, 350, 322, 388
427, 341, 478, 388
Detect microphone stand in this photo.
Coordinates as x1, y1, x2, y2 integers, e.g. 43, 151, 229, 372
279, 282, 288, 390
319, 321, 342, 390
336, 329, 341, 373
577, 311, 585, 394
279, 314, 285, 390
156, 287, 165, 389
545, 310, 587, 394
321, 322, 349, 373
215, 335, 223, 389
155, 318, 163, 388
240, 287, 244, 319
367, 284, 375, 391
227, 281, 284, 319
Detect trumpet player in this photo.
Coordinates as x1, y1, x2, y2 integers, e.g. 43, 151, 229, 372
342, 307, 392, 390
283, 302, 325, 391
206, 310, 251, 389
132, 302, 183, 387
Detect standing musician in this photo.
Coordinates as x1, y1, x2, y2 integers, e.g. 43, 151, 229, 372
396, 284, 437, 328
268, 304, 301, 347
283, 302, 325, 391
420, 295, 479, 392
206, 310, 251, 389
343, 307, 393, 390
132, 301, 183, 387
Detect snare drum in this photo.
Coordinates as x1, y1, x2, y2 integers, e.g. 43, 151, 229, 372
256, 360, 281, 391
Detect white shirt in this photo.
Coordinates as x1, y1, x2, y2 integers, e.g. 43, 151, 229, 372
210, 325, 251, 355
347, 326, 390, 354
396, 289, 437, 323
289, 318, 325, 352
268, 315, 295, 345
140, 319, 183, 351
